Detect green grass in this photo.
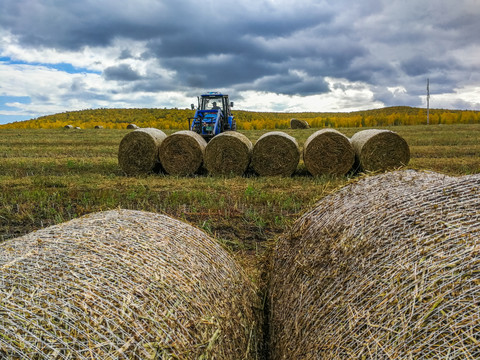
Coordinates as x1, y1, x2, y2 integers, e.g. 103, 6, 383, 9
1, 124, 479, 276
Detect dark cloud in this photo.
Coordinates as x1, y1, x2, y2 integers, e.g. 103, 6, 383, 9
238, 72, 330, 95
103, 64, 141, 81
162, 56, 276, 89
1, 0, 479, 110
118, 49, 133, 60
400, 55, 460, 77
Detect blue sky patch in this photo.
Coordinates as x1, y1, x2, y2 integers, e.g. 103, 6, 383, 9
0, 95, 31, 106
0, 96, 32, 124
0, 56, 100, 75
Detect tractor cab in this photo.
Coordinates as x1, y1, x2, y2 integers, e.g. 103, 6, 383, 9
190, 92, 236, 141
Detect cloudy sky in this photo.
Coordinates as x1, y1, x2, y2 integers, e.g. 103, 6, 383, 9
1, 0, 479, 124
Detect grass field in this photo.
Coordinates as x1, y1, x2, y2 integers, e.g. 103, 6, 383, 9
1, 124, 480, 280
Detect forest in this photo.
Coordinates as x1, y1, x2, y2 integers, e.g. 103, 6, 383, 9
1, 106, 480, 129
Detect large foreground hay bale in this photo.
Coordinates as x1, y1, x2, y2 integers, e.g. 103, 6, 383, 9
204, 131, 253, 176
350, 129, 410, 172
290, 118, 310, 129
159, 130, 207, 176
118, 127, 167, 175
270, 170, 480, 359
303, 129, 355, 176
0, 209, 260, 359
251, 131, 300, 176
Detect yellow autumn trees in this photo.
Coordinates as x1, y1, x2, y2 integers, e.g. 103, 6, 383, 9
1, 106, 480, 130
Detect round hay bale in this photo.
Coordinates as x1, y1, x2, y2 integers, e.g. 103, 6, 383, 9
159, 130, 207, 176
303, 128, 355, 176
290, 118, 310, 129
350, 129, 410, 172
204, 131, 253, 176
94, 125, 104, 129
251, 131, 300, 176
270, 170, 480, 359
126, 123, 139, 129
118, 127, 167, 175
0, 209, 260, 359
74, 126, 81, 130
63, 124, 73, 129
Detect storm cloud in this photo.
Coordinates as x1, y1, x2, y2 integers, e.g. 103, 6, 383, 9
1, 0, 480, 123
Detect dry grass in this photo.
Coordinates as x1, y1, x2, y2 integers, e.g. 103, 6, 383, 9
0, 209, 261, 359
351, 129, 410, 172
204, 131, 253, 176
118, 128, 167, 176
270, 170, 480, 359
303, 129, 355, 176
251, 131, 300, 176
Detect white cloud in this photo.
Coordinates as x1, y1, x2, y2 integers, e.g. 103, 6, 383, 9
388, 86, 407, 97
238, 78, 382, 113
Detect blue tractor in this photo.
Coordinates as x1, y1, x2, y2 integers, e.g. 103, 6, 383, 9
190, 92, 236, 141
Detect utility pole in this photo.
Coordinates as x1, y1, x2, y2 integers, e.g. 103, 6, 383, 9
427, 78, 430, 125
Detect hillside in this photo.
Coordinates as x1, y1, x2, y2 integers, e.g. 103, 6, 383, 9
1, 106, 480, 130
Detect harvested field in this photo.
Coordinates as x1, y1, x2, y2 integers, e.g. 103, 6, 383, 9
251, 131, 300, 176
351, 129, 410, 172
303, 128, 355, 176
290, 118, 309, 129
270, 170, 480, 359
204, 131, 253, 176
118, 127, 167, 175
0, 209, 260, 359
159, 130, 207, 176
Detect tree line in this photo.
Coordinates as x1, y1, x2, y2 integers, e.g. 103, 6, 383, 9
1, 106, 480, 130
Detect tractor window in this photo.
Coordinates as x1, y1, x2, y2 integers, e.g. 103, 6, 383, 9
203, 97, 223, 110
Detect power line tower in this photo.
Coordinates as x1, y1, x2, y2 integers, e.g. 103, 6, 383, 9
427, 78, 430, 125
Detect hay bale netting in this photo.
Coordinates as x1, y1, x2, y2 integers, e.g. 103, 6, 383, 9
204, 131, 253, 176
270, 170, 480, 359
118, 127, 167, 175
303, 128, 355, 176
63, 124, 73, 129
0, 209, 260, 359
159, 130, 207, 176
126, 123, 139, 129
350, 129, 410, 172
290, 118, 310, 129
251, 131, 300, 176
